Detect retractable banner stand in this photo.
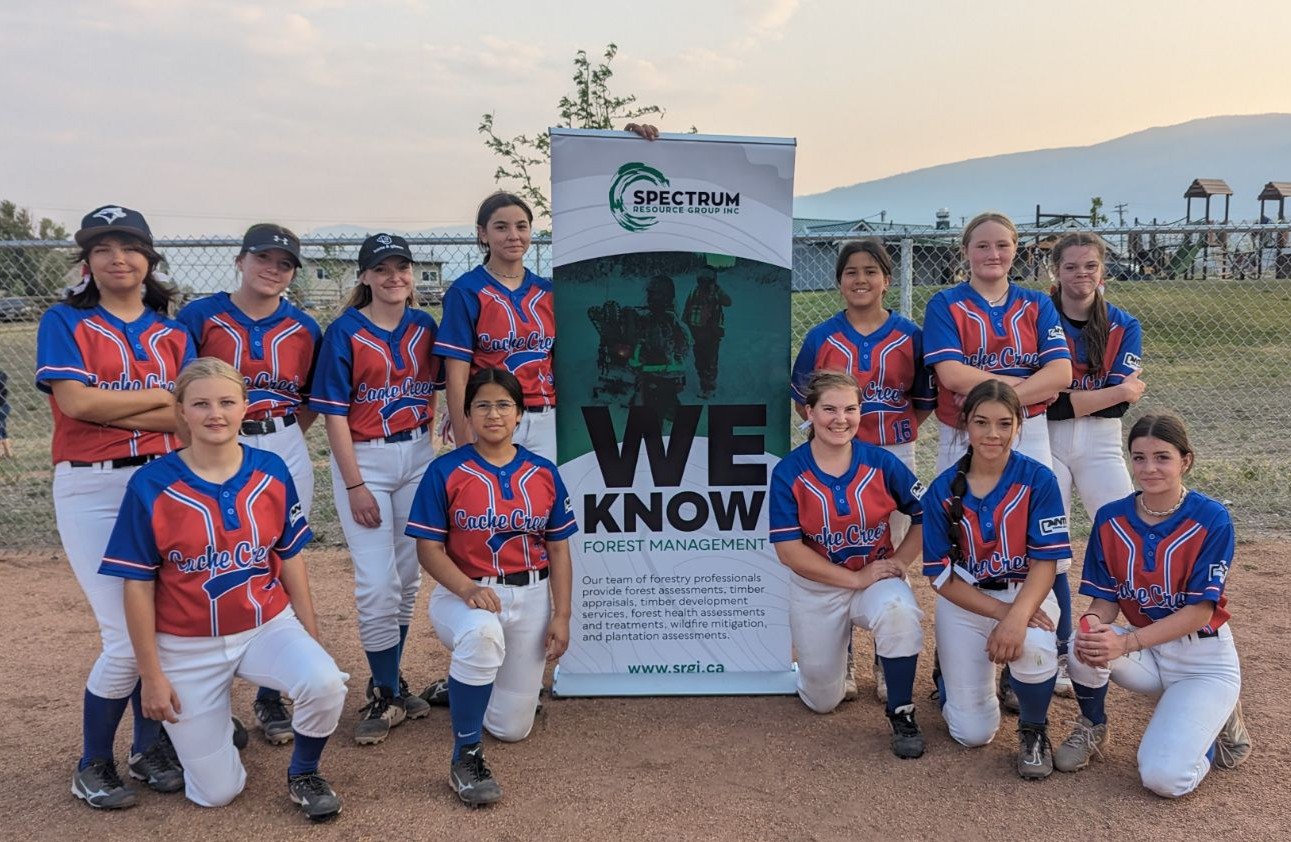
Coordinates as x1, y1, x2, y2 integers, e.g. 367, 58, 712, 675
550, 128, 797, 696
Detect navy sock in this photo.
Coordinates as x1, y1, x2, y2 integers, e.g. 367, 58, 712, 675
257, 686, 282, 703
1009, 673, 1057, 726
932, 650, 946, 710
448, 676, 494, 759
396, 624, 410, 676
129, 682, 163, 756
1053, 573, 1073, 656
81, 689, 131, 768
287, 733, 329, 777
1206, 741, 1216, 766
1073, 681, 1109, 726
879, 655, 917, 712
364, 643, 400, 694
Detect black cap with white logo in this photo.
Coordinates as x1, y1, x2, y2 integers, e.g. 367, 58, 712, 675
75, 205, 153, 247
358, 233, 415, 272
241, 223, 302, 267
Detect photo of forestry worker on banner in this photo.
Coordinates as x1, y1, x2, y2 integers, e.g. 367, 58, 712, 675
550, 128, 797, 696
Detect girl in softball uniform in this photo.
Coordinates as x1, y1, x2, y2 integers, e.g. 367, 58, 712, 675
791, 239, 935, 702
103, 358, 348, 820
436, 193, 557, 461
1055, 413, 1251, 797
310, 233, 441, 744
922, 380, 1070, 779
177, 223, 322, 745
1044, 232, 1146, 697
37, 205, 193, 809
406, 367, 576, 807
770, 371, 927, 759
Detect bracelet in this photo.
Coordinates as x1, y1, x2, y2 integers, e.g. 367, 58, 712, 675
346, 481, 365, 491
1128, 630, 1143, 653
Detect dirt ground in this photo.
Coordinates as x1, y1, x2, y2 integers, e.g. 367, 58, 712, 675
2, 542, 1287, 842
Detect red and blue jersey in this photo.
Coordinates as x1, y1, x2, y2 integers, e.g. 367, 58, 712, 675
791, 311, 936, 446
923, 283, 1070, 425
769, 440, 925, 570
922, 451, 1071, 584
1080, 491, 1232, 632
36, 304, 194, 464
309, 307, 442, 442
406, 444, 577, 580
177, 293, 321, 420
435, 266, 556, 408
98, 446, 312, 637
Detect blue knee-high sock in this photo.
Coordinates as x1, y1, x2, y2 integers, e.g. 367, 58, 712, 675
129, 682, 162, 756
1053, 573, 1073, 656
396, 624, 410, 673
287, 733, 329, 777
256, 686, 282, 703
365, 643, 400, 694
1010, 673, 1057, 727
1073, 681, 1109, 726
879, 655, 918, 712
932, 650, 946, 710
448, 677, 494, 759
81, 689, 131, 768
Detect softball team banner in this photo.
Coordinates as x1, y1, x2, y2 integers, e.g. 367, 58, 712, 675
549, 128, 797, 696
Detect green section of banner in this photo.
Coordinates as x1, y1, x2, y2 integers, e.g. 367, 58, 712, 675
555, 251, 790, 462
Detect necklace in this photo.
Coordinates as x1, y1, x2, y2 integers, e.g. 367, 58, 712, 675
486, 263, 523, 280
986, 288, 1009, 306
1138, 487, 1187, 518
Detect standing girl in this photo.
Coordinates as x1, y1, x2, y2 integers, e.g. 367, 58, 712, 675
1045, 232, 1146, 695
177, 223, 322, 744
103, 358, 348, 820
1055, 414, 1251, 796
37, 205, 193, 809
407, 368, 576, 806
791, 239, 935, 702
435, 193, 556, 461
770, 371, 928, 758
921, 381, 1071, 779
310, 233, 441, 744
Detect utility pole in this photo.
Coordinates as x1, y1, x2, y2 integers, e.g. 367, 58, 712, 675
1114, 203, 1128, 226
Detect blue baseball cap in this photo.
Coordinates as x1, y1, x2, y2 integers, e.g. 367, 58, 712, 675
75, 205, 153, 248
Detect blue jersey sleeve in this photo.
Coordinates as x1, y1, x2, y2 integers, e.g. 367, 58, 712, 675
1105, 315, 1143, 386
920, 478, 953, 579
433, 281, 481, 363
767, 459, 802, 544
789, 328, 825, 404
910, 328, 937, 411
1034, 295, 1072, 364
921, 292, 964, 367
406, 459, 451, 542
1078, 514, 1119, 602
1025, 464, 1071, 560
545, 466, 579, 541
99, 483, 161, 581
1184, 507, 1235, 608
308, 321, 354, 415
35, 307, 92, 392
174, 301, 205, 350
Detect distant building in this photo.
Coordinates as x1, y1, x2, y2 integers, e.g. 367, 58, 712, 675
792, 216, 962, 289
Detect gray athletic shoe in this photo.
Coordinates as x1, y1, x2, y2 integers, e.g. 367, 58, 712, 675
998, 667, 1020, 715
232, 715, 249, 751
419, 677, 450, 707
127, 731, 184, 793
367, 674, 431, 720
842, 645, 859, 702
1054, 654, 1075, 698
886, 704, 925, 759
72, 759, 139, 810
254, 697, 295, 745
354, 685, 406, 745
450, 743, 503, 806
288, 771, 342, 821
1053, 716, 1108, 773
1214, 700, 1252, 770
1017, 723, 1054, 780
873, 658, 888, 705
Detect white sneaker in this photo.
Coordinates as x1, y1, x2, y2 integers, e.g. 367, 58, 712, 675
1054, 654, 1075, 698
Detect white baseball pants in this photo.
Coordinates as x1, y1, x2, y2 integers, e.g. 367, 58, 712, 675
1047, 416, 1132, 521
240, 421, 315, 519
513, 406, 557, 463
879, 440, 916, 547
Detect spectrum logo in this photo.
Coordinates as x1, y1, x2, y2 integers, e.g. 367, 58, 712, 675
608, 162, 740, 232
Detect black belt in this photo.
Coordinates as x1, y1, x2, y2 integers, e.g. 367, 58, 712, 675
381, 423, 428, 443
240, 414, 298, 436
974, 579, 1011, 591
1194, 628, 1219, 640
473, 567, 550, 587
524, 404, 554, 413
69, 454, 157, 469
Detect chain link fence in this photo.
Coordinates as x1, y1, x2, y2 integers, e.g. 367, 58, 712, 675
4, 223, 1290, 549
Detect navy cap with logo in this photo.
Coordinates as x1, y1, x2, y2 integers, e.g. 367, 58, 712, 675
75, 205, 153, 248
241, 223, 302, 267
358, 233, 415, 272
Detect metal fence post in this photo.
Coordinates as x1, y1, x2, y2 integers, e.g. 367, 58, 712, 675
899, 237, 914, 318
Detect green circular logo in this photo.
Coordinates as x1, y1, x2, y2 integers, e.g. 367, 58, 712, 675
609, 162, 669, 232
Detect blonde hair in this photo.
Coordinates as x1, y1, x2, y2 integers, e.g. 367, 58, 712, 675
961, 211, 1018, 252
174, 357, 247, 404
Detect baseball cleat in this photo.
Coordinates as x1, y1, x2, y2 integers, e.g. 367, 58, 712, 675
1213, 700, 1252, 770
1016, 723, 1054, 780
450, 743, 502, 806
288, 771, 342, 821
254, 697, 295, 745
998, 666, 1020, 715
1053, 716, 1108, 773
354, 684, 406, 745
886, 704, 925, 759
419, 677, 451, 707
873, 658, 888, 705
1054, 654, 1075, 698
232, 715, 249, 751
127, 731, 185, 793
369, 674, 431, 720
72, 759, 139, 810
